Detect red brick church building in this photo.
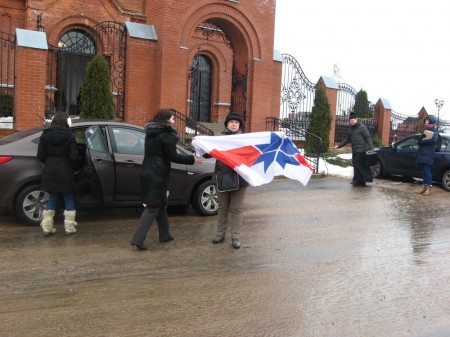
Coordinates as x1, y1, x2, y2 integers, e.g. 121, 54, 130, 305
0, 0, 282, 132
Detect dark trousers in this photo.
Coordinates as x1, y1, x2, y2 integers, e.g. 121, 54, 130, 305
422, 165, 432, 185
352, 152, 373, 183
131, 207, 171, 245
217, 187, 247, 239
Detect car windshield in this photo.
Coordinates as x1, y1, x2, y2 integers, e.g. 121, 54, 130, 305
396, 137, 419, 151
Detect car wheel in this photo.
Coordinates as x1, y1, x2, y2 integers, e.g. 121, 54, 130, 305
371, 160, 383, 178
15, 184, 49, 226
441, 170, 450, 191
191, 180, 218, 216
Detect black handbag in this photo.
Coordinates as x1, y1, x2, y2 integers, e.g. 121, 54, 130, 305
216, 172, 240, 192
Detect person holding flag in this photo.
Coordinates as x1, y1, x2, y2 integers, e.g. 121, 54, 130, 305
210, 112, 249, 249
192, 113, 315, 249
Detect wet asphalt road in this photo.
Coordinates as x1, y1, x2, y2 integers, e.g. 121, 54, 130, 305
1, 176, 450, 337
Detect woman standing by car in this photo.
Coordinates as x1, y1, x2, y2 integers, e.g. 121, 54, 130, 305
130, 109, 201, 251
37, 112, 79, 235
416, 115, 439, 196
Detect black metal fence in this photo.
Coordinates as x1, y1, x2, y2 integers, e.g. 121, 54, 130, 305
389, 110, 418, 143
390, 110, 450, 143
93, 21, 127, 120
45, 44, 58, 118
336, 82, 356, 117
0, 31, 15, 127
172, 110, 215, 152
334, 115, 378, 144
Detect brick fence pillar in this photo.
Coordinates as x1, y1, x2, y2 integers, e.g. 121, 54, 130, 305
124, 22, 158, 126
317, 76, 339, 147
14, 29, 48, 130
247, 58, 282, 132
374, 98, 392, 145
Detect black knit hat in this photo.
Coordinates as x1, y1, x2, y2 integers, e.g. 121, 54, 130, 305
349, 112, 357, 119
224, 112, 243, 128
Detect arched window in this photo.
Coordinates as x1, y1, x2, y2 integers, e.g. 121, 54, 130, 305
189, 54, 212, 122
58, 29, 96, 55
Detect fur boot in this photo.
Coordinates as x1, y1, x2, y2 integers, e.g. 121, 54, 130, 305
64, 210, 77, 235
40, 210, 56, 236
418, 185, 427, 194
422, 185, 432, 196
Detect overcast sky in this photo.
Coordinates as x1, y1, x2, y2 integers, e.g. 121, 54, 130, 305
274, 0, 450, 121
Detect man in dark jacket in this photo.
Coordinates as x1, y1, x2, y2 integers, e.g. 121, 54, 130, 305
336, 112, 374, 186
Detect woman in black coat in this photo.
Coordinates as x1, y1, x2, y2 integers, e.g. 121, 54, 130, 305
37, 112, 79, 235
130, 109, 201, 250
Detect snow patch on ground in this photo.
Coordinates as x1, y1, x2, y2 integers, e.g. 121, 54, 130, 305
318, 153, 353, 178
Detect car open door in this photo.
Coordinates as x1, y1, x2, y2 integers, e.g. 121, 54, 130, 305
107, 125, 144, 202
85, 126, 115, 203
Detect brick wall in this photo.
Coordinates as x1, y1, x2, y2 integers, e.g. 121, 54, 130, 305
147, 0, 279, 131
1, 0, 281, 134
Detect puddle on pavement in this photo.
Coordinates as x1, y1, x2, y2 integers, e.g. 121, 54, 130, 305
1, 177, 450, 336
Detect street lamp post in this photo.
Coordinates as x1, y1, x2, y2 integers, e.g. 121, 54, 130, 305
435, 99, 444, 129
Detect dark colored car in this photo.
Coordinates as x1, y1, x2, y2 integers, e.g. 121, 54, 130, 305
0, 120, 218, 225
371, 133, 450, 191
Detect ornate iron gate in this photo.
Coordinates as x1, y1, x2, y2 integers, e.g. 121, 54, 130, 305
188, 54, 212, 122
337, 82, 357, 117
280, 54, 316, 130
93, 21, 127, 119
389, 111, 419, 143
48, 21, 126, 118
335, 83, 380, 143
334, 82, 357, 142
230, 63, 248, 128
0, 31, 15, 126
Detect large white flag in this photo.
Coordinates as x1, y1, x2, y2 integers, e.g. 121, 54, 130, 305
192, 131, 313, 187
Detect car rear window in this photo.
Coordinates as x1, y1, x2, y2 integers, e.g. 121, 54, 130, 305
0, 126, 44, 144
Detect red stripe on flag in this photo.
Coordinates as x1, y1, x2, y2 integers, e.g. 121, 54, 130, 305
210, 146, 261, 168
295, 153, 314, 171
